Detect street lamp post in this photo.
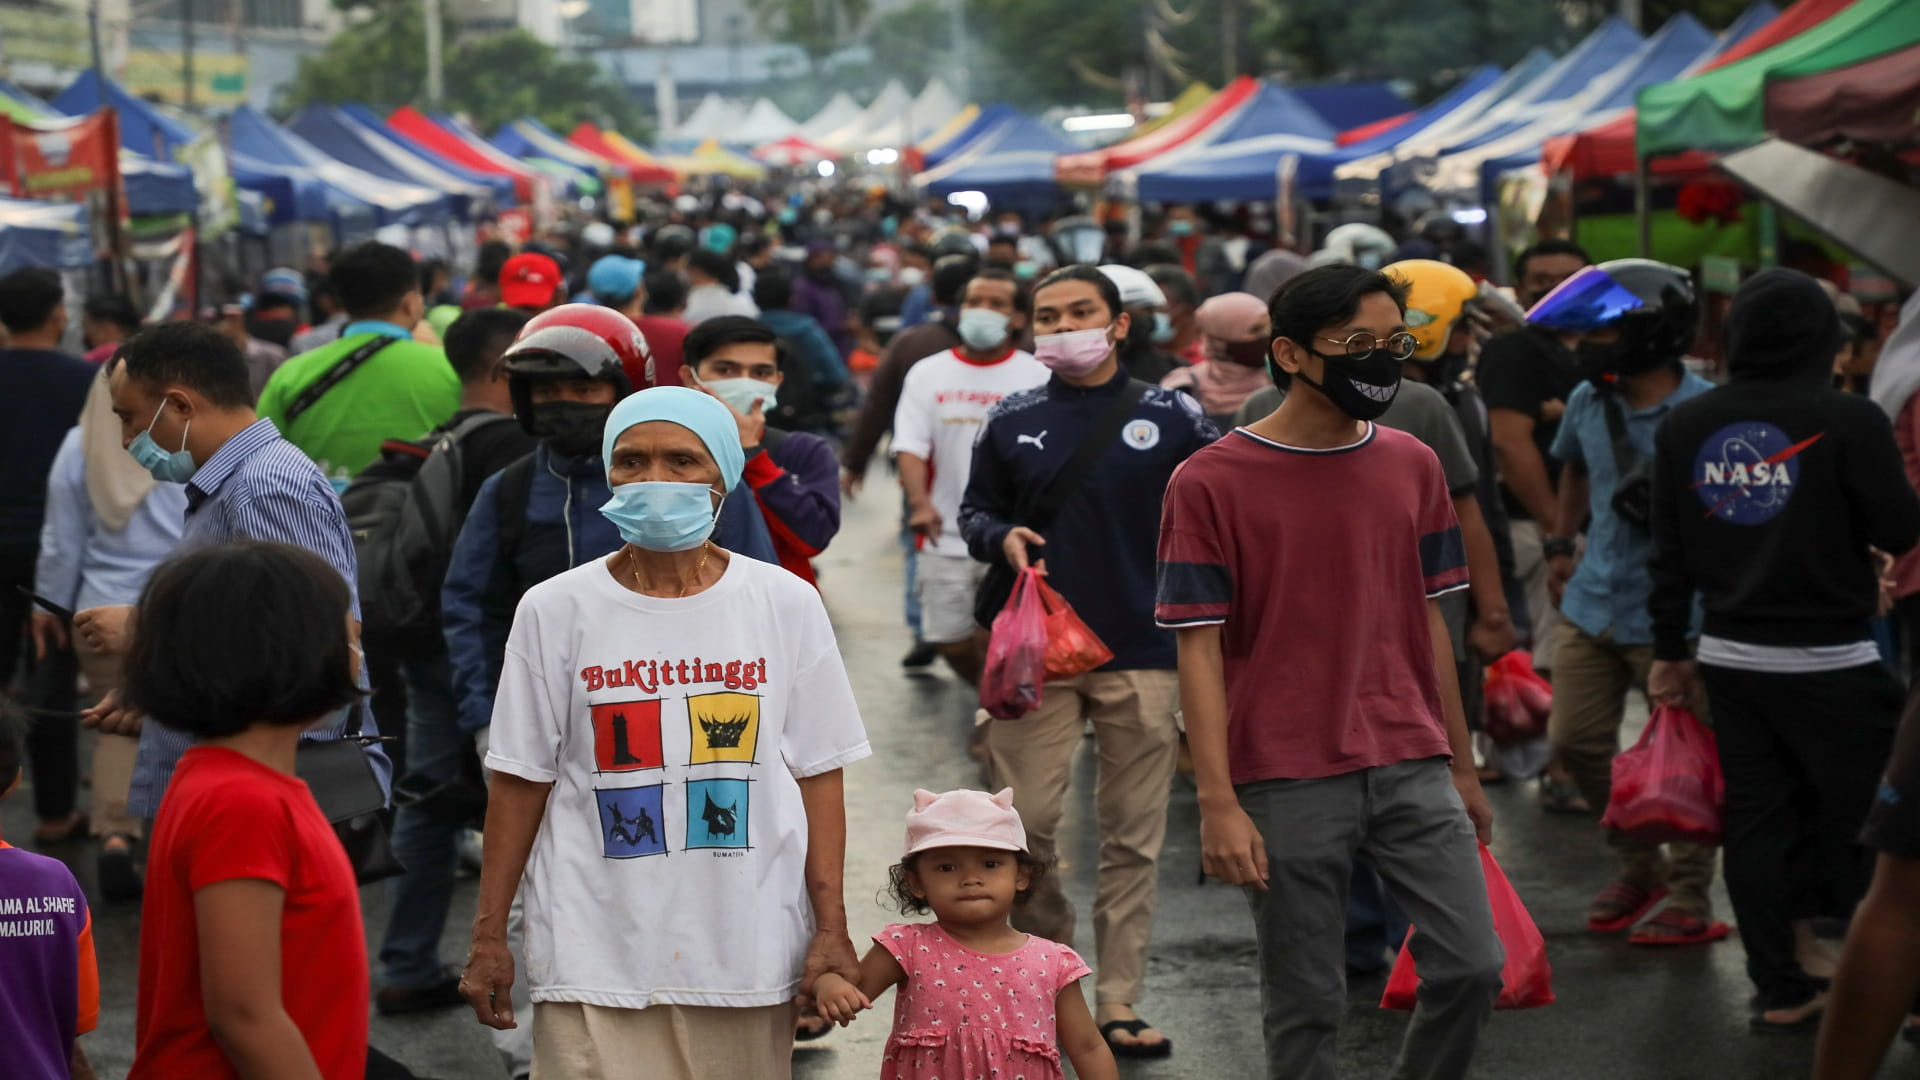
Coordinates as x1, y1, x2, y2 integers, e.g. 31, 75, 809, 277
182, 0, 195, 109
425, 0, 444, 109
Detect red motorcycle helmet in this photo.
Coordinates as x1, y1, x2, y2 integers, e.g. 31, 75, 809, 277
503, 303, 649, 419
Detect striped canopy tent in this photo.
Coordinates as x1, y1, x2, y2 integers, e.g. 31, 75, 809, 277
570, 122, 679, 185
1541, 0, 1828, 180
1423, 13, 1725, 200
289, 105, 498, 219
1055, 77, 1261, 187
1636, 0, 1920, 158
497, 117, 625, 179
1134, 82, 1216, 140
0, 195, 91, 274
386, 106, 551, 203
1122, 81, 1339, 202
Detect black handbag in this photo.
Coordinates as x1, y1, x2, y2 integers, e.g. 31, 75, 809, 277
295, 712, 405, 886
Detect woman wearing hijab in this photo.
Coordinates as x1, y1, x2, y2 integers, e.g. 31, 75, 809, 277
1160, 291, 1275, 429
29, 364, 187, 897
459, 387, 871, 1079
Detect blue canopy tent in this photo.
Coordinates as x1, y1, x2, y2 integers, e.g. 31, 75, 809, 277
1452, 5, 1778, 199
226, 149, 371, 231
121, 156, 199, 216
231, 106, 446, 227
1125, 81, 1339, 202
913, 112, 1075, 215
287, 105, 494, 220
53, 69, 196, 159
1278, 60, 1534, 201
342, 105, 519, 206
0, 196, 91, 275
1292, 81, 1414, 132
923, 103, 1017, 171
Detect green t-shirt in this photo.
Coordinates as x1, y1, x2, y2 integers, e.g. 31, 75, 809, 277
257, 331, 461, 489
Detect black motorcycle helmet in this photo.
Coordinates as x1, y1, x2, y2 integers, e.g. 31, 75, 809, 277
1526, 257, 1697, 382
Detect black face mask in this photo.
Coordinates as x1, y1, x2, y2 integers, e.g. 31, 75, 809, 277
1294, 348, 1402, 421
529, 401, 613, 460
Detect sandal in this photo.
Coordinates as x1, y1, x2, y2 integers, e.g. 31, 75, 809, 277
1538, 777, 1590, 815
1100, 1018, 1173, 1059
1629, 908, 1731, 947
1588, 881, 1668, 933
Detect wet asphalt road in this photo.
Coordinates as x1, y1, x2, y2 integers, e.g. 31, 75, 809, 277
5, 478, 1913, 1079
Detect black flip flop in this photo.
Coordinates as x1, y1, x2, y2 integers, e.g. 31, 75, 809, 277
1100, 1019, 1173, 1059
794, 1011, 834, 1042
1749, 1006, 1824, 1034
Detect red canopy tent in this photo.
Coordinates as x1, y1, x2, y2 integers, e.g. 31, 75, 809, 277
387, 105, 543, 203
1765, 38, 1920, 145
1540, 0, 1852, 180
753, 134, 839, 168
568, 122, 677, 186
1055, 76, 1259, 187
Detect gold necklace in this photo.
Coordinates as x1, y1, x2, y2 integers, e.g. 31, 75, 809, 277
630, 542, 712, 598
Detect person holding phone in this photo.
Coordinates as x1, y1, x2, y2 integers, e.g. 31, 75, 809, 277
123, 542, 368, 1080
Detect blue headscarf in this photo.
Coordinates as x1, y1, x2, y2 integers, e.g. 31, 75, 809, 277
601, 386, 745, 490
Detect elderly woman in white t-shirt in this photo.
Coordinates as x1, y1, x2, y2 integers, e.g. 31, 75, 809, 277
459, 386, 870, 1079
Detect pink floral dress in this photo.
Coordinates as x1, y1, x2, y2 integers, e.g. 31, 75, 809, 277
876, 922, 1091, 1080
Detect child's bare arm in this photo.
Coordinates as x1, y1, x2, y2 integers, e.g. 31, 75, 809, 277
813, 943, 907, 1025
1056, 982, 1119, 1080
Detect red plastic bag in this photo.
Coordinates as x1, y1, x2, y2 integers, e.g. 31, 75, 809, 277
1030, 574, 1113, 680
980, 568, 1050, 720
1482, 651, 1551, 747
1599, 705, 1724, 846
1381, 844, 1555, 1011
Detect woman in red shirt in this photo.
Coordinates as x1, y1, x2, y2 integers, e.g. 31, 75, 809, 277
123, 541, 369, 1080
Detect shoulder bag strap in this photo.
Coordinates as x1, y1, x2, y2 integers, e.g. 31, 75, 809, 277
284, 336, 398, 426
1598, 388, 1639, 475
1016, 379, 1150, 534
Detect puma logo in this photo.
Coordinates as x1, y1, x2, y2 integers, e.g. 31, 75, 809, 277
1017, 431, 1048, 451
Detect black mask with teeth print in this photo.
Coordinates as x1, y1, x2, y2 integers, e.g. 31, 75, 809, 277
1293, 347, 1402, 421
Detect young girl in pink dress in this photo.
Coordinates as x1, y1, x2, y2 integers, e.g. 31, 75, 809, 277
813, 788, 1118, 1080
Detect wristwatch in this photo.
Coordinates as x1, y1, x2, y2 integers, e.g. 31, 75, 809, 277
1542, 535, 1576, 560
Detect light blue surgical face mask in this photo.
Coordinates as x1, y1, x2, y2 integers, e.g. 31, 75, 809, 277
1151, 311, 1175, 345
694, 372, 777, 418
600, 481, 725, 553
957, 307, 1011, 351
128, 400, 195, 483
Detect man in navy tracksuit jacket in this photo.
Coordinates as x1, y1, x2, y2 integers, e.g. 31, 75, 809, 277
959, 265, 1216, 1058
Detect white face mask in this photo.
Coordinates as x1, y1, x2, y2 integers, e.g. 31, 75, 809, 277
695, 372, 776, 417
957, 308, 1012, 351
897, 267, 927, 288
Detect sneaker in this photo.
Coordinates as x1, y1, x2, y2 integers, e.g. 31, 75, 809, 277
97, 839, 143, 903
901, 641, 938, 670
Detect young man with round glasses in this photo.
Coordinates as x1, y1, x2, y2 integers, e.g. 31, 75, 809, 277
1159, 264, 1502, 1080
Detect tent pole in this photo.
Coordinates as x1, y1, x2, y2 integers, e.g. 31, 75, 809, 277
1634, 154, 1651, 258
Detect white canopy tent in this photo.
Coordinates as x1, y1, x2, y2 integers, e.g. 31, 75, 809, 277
799, 92, 864, 142
734, 98, 799, 145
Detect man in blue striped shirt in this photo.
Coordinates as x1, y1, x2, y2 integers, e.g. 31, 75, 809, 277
74, 322, 389, 816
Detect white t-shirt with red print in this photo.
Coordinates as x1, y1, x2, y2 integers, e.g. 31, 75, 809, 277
486, 554, 870, 1009
891, 347, 1048, 557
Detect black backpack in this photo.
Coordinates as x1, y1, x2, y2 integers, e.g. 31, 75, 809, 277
343, 412, 516, 657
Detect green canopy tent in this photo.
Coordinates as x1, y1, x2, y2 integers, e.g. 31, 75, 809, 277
1636, 0, 1920, 157
1629, 0, 1920, 255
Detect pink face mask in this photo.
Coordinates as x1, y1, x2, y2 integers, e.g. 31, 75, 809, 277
1033, 326, 1113, 376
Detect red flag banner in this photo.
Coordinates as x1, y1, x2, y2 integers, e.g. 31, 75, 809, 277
1, 109, 123, 205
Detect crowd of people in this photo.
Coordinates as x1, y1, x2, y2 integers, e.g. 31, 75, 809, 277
0, 182, 1918, 1080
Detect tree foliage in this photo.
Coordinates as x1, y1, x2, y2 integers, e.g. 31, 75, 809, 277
281, 3, 646, 137
751, 0, 875, 70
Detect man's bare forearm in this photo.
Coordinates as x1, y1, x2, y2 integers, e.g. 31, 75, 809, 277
472, 772, 552, 941
798, 769, 848, 931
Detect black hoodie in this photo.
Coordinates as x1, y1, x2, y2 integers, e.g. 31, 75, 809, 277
1648, 269, 1920, 660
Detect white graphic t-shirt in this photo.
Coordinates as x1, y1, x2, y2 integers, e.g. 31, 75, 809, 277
891, 347, 1048, 557
485, 554, 870, 1009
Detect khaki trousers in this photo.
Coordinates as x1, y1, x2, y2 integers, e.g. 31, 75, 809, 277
1547, 625, 1716, 912
1509, 520, 1565, 672
984, 668, 1179, 1005
76, 634, 140, 839
531, 1001, 795, 1080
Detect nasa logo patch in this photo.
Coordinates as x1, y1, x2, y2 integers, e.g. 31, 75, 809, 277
1691, 421, 1821, 526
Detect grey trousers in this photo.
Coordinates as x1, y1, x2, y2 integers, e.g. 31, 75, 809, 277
1240, 757, 1504, 1080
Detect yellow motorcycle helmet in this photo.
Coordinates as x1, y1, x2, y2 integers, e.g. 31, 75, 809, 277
1386, 258, 1479, 362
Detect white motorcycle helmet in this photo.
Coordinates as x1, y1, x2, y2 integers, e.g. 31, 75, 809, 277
1317, 223, 1398, 271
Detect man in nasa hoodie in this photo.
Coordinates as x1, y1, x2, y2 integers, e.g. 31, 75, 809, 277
1648, 267, 1920, 1031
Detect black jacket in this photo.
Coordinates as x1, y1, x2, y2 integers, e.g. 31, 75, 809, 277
1648, 269, 1920, 660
